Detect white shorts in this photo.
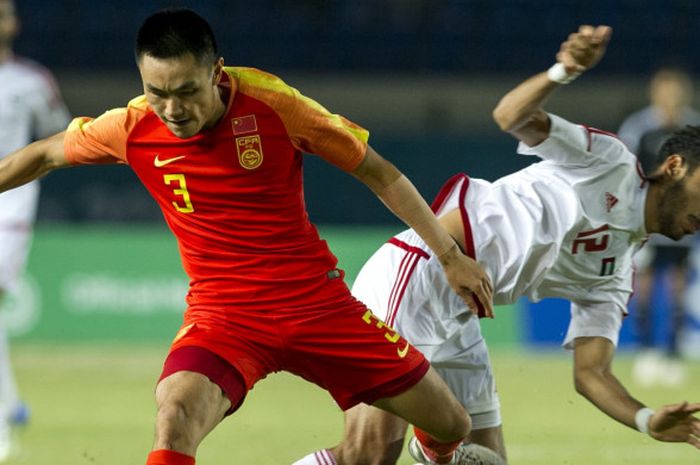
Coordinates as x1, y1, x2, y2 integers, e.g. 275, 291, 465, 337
351, 232, 501, 430
0, 182, 38, 292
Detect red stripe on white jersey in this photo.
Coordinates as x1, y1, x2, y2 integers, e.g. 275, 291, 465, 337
314, 449, 337, 465
583, 125, 620, 140
431, 173, 487, 318
387, 237, 430, 259
385, 251, 413, 325
454, 176, 487, 318
430, 173, 464, 213
386, 253, 422, 328
386, 238, 430, 327
636, 160, 648, 187
582, 125, 621, 153
584, 126, 593, 151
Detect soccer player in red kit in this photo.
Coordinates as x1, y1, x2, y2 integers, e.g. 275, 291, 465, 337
0, 8, 497, 465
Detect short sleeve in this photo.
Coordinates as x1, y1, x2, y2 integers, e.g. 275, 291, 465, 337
288, 91, 369, 172
562, 301, 624, 350
232, 68, 369, 172
64, 104, 144, 165
517, 113, 627, 166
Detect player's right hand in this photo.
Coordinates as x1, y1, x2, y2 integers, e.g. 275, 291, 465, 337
648, 401, 700, 448
439, 247, 494, 318
556, 25, 612, 75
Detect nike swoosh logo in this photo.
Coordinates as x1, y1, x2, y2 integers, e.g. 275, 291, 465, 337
397, 341, 410, 359
154, 155, 186, 167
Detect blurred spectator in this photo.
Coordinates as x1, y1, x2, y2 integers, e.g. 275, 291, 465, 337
0, 0, 70, 459
618, 68, 700, 387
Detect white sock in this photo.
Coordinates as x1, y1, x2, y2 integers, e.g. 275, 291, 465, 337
291, 449, 338, 465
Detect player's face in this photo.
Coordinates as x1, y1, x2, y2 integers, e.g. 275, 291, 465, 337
139, 53, 224, 139
0, 0, 18, 47
656, 165, 700, 240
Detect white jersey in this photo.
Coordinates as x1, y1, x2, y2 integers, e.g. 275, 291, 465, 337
0, 55, 69, 158
355, 114, 649, 353
0, 56, 69, 225
0, 56, 70, 290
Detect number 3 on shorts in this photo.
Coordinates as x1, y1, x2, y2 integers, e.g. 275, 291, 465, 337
362, 309, 401, 343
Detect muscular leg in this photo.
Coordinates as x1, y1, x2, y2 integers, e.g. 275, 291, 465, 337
372, 366, 470, 444
153, 371, 232, 456
331, 405, 507, 465
331, 403, 408, 465
292, 365, 470, 465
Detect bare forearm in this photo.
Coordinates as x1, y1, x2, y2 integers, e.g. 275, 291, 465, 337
0, 133, 68, 193
580, 373, 700, 445
353, 146, 494, 315
575, 368, 645, 430
361, 162, 456, 260
492, 73, 558, 133
492, 26, 611, 147
352, 146, 457, 259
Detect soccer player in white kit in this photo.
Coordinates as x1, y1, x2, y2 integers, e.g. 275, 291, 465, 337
294, 25, 700, 465
0, 0, 70, 460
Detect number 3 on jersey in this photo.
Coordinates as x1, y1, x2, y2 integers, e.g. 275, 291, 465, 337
571, 225, 616, 276
164, 174, 195, 213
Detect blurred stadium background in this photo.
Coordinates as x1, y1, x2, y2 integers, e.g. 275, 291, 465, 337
3, 1, 700, 464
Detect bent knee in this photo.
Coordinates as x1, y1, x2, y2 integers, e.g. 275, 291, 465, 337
446, 411, 472, 442
154, 386, 221, 451
155, 399, 197, 449
435, 407, 471, 443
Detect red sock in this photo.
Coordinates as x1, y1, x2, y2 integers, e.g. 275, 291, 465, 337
146, 449, 195, 465
414, 428, 463, 464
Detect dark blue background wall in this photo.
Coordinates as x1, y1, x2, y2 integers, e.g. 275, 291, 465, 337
16, 1, 700, 75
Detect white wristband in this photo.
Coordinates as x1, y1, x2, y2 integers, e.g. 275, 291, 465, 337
634, 407, 655, 434
547, 62, 581, 84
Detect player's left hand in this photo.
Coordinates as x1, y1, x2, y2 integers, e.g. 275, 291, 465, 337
648, 401, 700, 448
556, 25, 612, 75
438, 245, 494, 318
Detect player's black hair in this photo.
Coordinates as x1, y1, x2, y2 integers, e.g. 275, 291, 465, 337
657, 125, 700, 174
135, 8, 218, 65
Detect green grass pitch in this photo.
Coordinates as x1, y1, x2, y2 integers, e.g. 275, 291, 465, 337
5, 343, 698, 465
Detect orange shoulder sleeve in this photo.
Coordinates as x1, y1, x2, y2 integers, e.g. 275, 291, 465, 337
64, 96, 149, 165
232, 68, 369, 172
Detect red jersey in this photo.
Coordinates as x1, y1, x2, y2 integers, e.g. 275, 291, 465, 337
64, 67, 369, 315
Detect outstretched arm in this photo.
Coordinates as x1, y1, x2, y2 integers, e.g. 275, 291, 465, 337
352, 145, 494, 317
573, 336, 700, 448
492, 25, 612, 147
0, 131, 70, 193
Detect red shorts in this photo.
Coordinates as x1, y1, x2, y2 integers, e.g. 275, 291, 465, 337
159, 283, 429, 412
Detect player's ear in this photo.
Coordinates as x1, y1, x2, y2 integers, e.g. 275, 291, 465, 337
213, 57, 224, 85
663, 154, 688, 181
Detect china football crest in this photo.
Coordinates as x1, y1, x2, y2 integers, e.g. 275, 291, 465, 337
235, 135, 264, 170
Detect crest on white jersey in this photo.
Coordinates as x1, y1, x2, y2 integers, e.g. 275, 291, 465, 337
605, 192, 619, 212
